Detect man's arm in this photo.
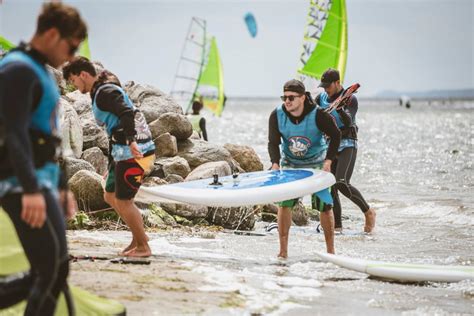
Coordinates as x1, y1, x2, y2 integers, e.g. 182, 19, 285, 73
1, 62, 41, 193
199, 117, 208, 141
268, 110, 281, 168
95, 86, 136, 142
316, 109, 341, 162
337, 95, 358, 127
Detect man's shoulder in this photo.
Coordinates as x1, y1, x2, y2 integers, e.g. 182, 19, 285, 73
0, 60, 38, 84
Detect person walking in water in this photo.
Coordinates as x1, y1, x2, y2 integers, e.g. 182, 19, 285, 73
317, 68, 376, 233
0, 3, 85, 314
268, 79, 341, 256
63, 56, 155, 257
187, 98, 208, 141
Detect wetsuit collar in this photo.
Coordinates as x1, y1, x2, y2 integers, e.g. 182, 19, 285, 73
12, 42, 49, 66
282, 102, 316, 124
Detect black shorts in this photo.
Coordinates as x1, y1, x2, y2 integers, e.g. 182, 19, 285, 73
105, 158, 145, 200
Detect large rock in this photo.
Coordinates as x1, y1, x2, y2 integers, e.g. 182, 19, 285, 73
123, 81, 183, 122
292, 201, 309, 226
68, 170, 108, 212
48, 65, 67, 95
61, 157, 96, 181
177, 139, 233, 170
155, 156, 191, 179
185, 161, 232, 181
207, 206, 257, 231
81, 147, 108, 176
149, 113, 193, 141
64, 90, 92, 116
59, 98, 83, 158
224, 143, 263, 172
80, 113, 109, 154
154, 132, 178, 157
160, 203, 208, 220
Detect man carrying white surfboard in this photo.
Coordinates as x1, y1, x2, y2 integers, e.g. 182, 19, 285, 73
268, 79, 341, 256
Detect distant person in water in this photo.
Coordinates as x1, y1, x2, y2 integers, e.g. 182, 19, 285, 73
268, 79, 341, 256
399, 95, 411, 109
316, 68, 376, 233
63, 56, 155, 257
188, 99, 208, 141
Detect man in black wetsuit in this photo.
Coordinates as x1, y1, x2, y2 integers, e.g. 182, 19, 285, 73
268, 79, 341, 257
0, 3, 86, 315
317, 68, 376, 233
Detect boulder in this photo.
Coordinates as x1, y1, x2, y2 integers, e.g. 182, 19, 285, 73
149, 113, 193, 141
154, 132, 178, 157
224, 143, 263, 172
81, 147, 108, 176
61, 157, 96, 181
207, 206, 257, 231
177, 139, 233, 170
64, 90, 92, 116
59, 98, 83, 158
68, 170, 108, 212
292, 201, 309, 226
155, 156, 191, 179
185, 161, 232, 181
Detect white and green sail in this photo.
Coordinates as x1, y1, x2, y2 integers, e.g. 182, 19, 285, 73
196, 36, 225, 116
171, 17, 225, 116
78, 36, 91, 59
297, 0, 348, 88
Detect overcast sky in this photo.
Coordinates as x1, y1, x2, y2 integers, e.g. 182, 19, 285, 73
1, 0, 473, 96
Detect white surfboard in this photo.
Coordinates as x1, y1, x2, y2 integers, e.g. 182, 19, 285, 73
136, 169, 335, 207
316, 252, 474, 283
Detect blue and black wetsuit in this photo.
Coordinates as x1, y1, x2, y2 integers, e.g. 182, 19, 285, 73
317, 90, 371, 228
0, 44, 70, 315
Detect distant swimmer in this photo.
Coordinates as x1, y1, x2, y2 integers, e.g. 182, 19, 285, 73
268, 79, 341, 257
187, 99, 208, 141
317, 68, 376, 233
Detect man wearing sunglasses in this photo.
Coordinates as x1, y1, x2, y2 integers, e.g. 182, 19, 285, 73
0, 3, 86, 315
317, 68, 376, 234
268, 79, 341, 257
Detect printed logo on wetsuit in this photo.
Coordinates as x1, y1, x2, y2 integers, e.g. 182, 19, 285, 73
288, 136, 312, 157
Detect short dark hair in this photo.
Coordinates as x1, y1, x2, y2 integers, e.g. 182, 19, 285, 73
62, 56, 96, 80
36, 3, 87, 40
192, 100, 203, 113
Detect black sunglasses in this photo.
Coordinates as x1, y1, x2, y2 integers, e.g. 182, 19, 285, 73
280, 95, 301, 102
65, 38, 79, 56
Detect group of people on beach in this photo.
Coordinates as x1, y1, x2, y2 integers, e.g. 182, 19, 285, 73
0, 2, 374, 314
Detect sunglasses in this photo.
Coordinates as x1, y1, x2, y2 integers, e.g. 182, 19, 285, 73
280, 95, 301, 102
65, 38, 80, 56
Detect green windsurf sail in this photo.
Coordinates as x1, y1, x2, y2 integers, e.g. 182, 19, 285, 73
196, 36, 225, 116
78, 36, 91, 59
297, 0, 348, 88
0, 36, 15, 54
0, 210, 126, 315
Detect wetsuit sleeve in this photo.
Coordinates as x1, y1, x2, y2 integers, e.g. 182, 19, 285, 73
316, 109, 341, 161
0, 62, 42, 193
268, 109, 281, 165
95, 86, 136, 140
315, 94, 321, 106
199, 117, 208, 141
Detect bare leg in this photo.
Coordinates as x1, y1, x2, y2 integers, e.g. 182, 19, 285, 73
277, 206, 292, 259
320, 209, 335, 254
364, 208, 376, 233
114, 199, 151, 257
104, 192, 136, 254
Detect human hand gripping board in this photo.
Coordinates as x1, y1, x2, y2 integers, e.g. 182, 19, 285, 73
324, 83, 360, 113
135, 169, 335, 207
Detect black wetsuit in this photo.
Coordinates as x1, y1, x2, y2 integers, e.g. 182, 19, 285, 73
316, 91, 371, 228
0, 45, 70, 315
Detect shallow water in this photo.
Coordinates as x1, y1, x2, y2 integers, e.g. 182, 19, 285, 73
78, 98, 474, 314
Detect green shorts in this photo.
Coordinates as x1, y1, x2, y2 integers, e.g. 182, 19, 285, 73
276, 165, 333, 212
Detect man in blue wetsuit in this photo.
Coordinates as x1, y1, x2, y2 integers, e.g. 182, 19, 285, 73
268, 79, 341, 256
63, 57, 155, 257
317, 68, 376, 233
0, 3, 86, 315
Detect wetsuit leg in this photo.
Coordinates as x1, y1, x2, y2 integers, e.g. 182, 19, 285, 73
0, 189, 70, 316
330, 157, 343, 228
333, 147, 370, 213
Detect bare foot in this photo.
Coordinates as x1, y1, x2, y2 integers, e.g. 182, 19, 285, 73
335, 227, 343, 234
364, 208, 376, 233
119, 235, 150, 256
277, 252, 288, 259
123, 246, 151, 258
